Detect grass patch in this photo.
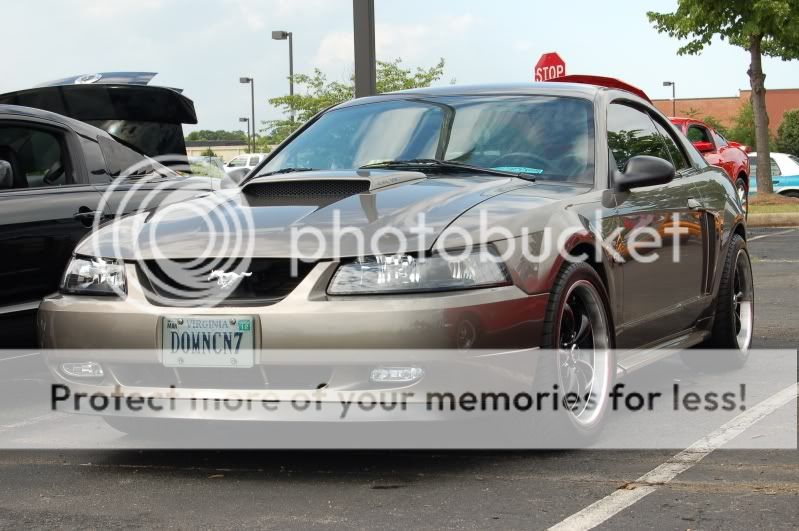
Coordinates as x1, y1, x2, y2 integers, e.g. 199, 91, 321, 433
749, 203, 799, 214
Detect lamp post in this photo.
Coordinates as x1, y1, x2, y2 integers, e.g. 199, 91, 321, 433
352, 0, 376, 97
239, 77, 255, 151
239, 117, 251, 153
271, 30, 294, 123
663, 81, 676, 116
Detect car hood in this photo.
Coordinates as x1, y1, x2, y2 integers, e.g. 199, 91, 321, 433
77, 170, 564, 260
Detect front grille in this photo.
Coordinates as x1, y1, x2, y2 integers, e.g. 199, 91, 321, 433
244, 180, 370, 198
108, 364, 334, 390
137, 258, 316, 307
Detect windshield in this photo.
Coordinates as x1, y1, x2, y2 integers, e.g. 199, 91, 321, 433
257, 95, 595, 183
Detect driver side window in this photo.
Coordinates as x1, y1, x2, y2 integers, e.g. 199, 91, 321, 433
0, 126, 71, 190
607, 103, 672, 171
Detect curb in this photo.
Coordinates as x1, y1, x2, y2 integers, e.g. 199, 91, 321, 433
746, 213, 799, 227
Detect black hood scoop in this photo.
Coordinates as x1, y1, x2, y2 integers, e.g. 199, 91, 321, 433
242, 170, 425, 206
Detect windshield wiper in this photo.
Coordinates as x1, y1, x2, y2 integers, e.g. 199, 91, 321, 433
359, 159, 535, 180
253, 167, 316, 178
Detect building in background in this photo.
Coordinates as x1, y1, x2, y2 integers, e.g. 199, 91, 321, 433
652, 88, 799, 133
185, 140, 249, 162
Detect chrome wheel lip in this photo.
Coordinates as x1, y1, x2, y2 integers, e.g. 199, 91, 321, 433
556, 280, 612, 428
733, 249, 754, 351
736, 180, 748, 215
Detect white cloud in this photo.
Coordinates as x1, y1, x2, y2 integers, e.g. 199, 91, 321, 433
76, 0, 163, 18
314, 14, 476, 71
315, 31, 354, 68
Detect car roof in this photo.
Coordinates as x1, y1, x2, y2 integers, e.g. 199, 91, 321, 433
669, 117, 706, 125
333, 82, 658, 112
0, 103, 109, 138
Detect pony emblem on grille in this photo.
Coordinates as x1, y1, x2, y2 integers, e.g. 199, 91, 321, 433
208, 270, 252, 289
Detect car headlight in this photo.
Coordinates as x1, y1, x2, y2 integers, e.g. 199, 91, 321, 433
60, 256, 127, 297
328, 248, 510, 295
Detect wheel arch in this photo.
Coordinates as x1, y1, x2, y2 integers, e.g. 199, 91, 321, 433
732, 222, 746, 242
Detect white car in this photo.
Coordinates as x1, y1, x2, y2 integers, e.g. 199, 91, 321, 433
224, 153, 268, 175
748, 152, 799, 198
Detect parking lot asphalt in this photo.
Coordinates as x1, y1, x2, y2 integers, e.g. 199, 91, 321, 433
0, 228, 796, 530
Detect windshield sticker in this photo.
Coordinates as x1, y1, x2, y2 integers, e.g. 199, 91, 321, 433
491, 166, 544, 175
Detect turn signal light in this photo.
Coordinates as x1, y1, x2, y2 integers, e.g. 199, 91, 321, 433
370, 367, 424, 383
61, 362, 104, 378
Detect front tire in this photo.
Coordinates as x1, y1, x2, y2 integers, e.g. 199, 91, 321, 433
536, 262, 615, 442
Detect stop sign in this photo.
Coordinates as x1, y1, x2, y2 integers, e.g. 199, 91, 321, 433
535, 52, 566, 82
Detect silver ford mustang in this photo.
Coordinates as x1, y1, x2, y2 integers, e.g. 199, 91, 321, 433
38, 79, 753, 438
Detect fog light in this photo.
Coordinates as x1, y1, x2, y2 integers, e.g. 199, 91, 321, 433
61, 362, 104, 378
370, 367, 424, 383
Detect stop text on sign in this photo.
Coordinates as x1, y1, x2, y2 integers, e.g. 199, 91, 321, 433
534, 52, 566, 82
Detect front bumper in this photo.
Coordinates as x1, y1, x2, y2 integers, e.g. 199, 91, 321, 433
39, 262, 549, 422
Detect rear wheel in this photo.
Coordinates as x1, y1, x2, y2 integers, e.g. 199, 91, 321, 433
735, 177, 748, 217
684, 234, 753, 370
537, 262, 615, 441
781, 190, 799, 199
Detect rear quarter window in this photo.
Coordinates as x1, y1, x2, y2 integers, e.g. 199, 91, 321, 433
97, 135, 169, 177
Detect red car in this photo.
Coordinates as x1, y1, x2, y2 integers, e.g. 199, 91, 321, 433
670, 117, 750, 212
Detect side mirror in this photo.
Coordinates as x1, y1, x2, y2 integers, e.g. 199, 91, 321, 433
729, 141, 751, 153
0, 160, 14, 189
693, 140, 714, 153
614, 155, 675, 192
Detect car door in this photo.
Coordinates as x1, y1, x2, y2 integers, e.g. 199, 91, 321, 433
0, 115, 104, 315
607, 102, 707, 347
687, 123, 733, 177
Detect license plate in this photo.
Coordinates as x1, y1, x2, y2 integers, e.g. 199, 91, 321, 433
161, 316, 255, 368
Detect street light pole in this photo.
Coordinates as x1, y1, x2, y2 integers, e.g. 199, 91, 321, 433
239, 117, 251, 153
352, 0, 376, 97
663, 81, 676, 116
272, 30, 295, 122
240, 77, 255, 152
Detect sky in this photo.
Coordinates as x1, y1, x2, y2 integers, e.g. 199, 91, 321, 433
3, 0, 798, 133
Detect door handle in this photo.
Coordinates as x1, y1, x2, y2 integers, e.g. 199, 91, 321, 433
73, 210, 99, 221
687, 198, 704, 210
72, 209, 106, 226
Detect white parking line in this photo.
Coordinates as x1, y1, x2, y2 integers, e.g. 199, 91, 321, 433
0, 352, 40, 362
749, 228, 796, 241
0, 413, 60, 434
548, 382, 799, 531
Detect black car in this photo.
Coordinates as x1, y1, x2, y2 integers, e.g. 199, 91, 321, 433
0, 104, 213, 346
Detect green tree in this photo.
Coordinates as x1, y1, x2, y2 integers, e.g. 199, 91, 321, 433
776, 109, 799, 156
186, 130, 248, 142
726, 102, 756, 147
264, 58, 447, 144
648, 1, 799, 195
701, 115, 728, 137
200, 147, 217, 157
726, 102, 778, 150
